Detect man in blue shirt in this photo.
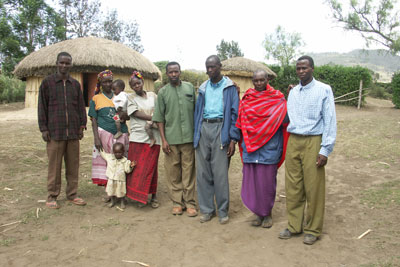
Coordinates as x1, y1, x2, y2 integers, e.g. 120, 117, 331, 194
279, 55, 336, 245
194, 55, 240, 224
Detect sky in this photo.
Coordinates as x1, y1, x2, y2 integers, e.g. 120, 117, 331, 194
100, 0, 379, 70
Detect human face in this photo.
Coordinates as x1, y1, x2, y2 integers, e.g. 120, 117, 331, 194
296, 59, 314, 85
112, 84, 123, 96
56, 55, 72, 76
252, 72, 268, 91
113, 145, 124, 159
205, 58, 221, 81
166, 64, 181, 85
129, 77, 144, 95
101, 76, 113, 93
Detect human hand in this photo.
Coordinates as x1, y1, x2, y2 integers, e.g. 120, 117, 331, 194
94, 137, 103, 151
41, 131, 50, 142
227, 140, 236, 157
130, 161, 136, 168
316, 154, 328, 167
79, 128, 84, 140
162, 141, 171, 154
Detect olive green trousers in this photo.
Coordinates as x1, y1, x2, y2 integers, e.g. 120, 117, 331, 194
285, 134, 325, 237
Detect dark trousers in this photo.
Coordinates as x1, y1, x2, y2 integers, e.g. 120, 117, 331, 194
46, 139, 80, 201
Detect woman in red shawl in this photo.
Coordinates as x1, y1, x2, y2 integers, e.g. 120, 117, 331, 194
236, 69, 288, 228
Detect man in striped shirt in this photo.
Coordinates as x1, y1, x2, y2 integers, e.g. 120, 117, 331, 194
279, 55, 336, 245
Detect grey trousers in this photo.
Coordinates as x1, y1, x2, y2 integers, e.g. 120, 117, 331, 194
195, 121, 230, 218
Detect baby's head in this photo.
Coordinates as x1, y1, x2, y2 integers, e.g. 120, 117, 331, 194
112, 79, 125, 96
113, 142, 125, 159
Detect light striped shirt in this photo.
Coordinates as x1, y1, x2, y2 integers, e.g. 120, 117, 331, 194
287, 78, 337, 157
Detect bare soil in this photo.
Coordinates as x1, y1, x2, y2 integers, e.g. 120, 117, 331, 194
0, 98, 399, 267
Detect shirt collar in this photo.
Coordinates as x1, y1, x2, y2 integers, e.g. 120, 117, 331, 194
210, 76, 226, 88
55, 73, 73, 83
299, 78, 315, 91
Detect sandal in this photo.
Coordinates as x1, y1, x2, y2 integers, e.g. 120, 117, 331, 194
68, 197, 86, 206
150, 199, 159, 209
46, 200, 60, 209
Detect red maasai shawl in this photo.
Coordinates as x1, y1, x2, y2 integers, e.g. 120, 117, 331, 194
236, 84, 289, 167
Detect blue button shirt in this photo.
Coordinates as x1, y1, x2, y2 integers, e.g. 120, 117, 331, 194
287, 78, 337, 157
203, 77, 226, 119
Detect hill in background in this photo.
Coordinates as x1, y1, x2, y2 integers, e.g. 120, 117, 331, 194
309, 49, 400, 83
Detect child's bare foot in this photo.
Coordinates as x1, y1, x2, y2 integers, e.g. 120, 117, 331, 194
114, 131, 123, 139
149, 138, 156, 147
120, 199, 126, 209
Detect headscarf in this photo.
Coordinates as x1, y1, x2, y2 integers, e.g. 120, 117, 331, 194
130, 70, 143, 81
95, 69, 113, 95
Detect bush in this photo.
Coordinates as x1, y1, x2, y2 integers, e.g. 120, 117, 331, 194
268, 64, 372, 107
392, 72, 400, 108
368, 83, 392, 100
0, 74, 25, 103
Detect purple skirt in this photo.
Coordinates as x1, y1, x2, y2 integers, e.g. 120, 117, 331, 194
241, 163, 277, 217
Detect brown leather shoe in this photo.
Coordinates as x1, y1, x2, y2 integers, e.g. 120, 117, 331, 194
172, 206, 183, 215
186, 207, 198, 217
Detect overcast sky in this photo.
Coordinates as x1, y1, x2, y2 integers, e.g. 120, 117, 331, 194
100, 0, 379, 70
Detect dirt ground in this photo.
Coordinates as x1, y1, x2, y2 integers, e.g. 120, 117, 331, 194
0, 98, 399, 267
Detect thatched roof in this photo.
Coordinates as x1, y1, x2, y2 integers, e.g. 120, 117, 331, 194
221, 57, 277, 79
13, 37, 160, 80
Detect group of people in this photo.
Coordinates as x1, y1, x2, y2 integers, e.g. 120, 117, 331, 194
38, 52, 336, 245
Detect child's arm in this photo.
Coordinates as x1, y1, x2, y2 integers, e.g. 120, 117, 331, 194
99, 150, 110, 162
124, 159, 135, 173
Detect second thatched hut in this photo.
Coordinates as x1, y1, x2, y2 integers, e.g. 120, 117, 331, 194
13, 37, 161, 108
221, 57, 276, 94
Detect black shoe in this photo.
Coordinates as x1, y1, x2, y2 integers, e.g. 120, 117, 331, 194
279, 228, 302, 239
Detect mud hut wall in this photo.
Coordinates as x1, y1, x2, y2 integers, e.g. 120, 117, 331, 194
224, 75, 253, 94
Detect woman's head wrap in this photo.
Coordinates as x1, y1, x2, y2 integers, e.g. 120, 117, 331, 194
130, 70, 143, 81
95, 69, 113, 95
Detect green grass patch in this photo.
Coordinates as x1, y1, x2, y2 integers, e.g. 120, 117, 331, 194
361, 180, 400, 207
0, 238, 16, 246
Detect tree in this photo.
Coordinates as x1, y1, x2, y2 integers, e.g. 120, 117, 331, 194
263, 25, 304, 66
216, 39, 244, 60
0, 0, 65, 74
102, 9, 144, 53
326, 0, 400, 55
58, 0, 102, 38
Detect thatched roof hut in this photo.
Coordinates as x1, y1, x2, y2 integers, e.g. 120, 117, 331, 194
221, 57, 277, 94
14, 36, 161, 108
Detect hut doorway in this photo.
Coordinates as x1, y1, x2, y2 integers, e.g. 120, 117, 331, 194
82, 73, 97, 106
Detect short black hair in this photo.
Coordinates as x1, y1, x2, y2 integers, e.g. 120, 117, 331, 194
166, 61, 181, 72
56, 51, 72, 62
112, 79, 125, 90
113, 142, 124, 152
297, 55, 314, 68
206, 55, 221, 66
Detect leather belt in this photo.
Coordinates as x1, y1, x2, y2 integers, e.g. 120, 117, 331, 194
203, 118, 223, 123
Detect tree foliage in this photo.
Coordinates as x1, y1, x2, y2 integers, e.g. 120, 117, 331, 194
0, 0, 65, 74
0, 0, 144, 74
102, 9, 144, 53
58, 0, 101, 38
326, 0, 400, 55
216, 39, 244, 60
263, 25, 305, 66
391, 72, 400, 108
